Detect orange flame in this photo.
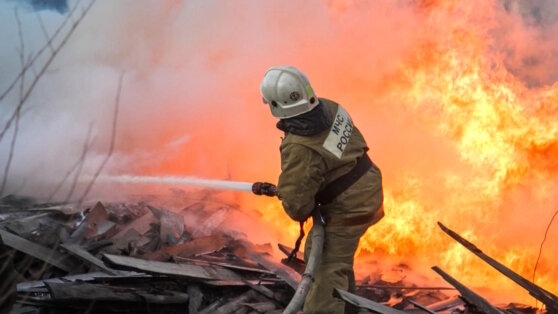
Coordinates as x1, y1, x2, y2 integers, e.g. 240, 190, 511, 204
354, 0, 558, 304
105, 0, 558, 306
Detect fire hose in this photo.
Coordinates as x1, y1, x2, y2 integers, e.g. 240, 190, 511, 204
252, 182, 325, 314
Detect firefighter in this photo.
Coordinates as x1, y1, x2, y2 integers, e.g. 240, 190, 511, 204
260, 66, 384, 313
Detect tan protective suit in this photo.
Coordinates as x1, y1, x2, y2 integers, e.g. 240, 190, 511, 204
277, 98, 384, 313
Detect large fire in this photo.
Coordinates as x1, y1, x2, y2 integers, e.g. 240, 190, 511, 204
116, 0, 558, 305
7, 0, 558, 308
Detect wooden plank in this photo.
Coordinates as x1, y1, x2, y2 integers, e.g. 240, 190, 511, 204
109, 228, 143, 251
431, 266, 504, 314
21, 205, 82, 215
198, 299, 224, 314
242, 302, 276, 312
426, 295, 464, 312
112, 211, 155, 238
46, 282, 189, 304
246, 251, 300, 289
438, 222, 558, 313
145, 235, 229, 261
242, 280, 275, 299
18, 272, 116, 291
204, 279, 278, 287
333, 288, 407, 314
407, 299, 438, 314
103, 253, 241, 281
61, 243, 119, 275
178, 235, 229, 257
87, 220, 117, 241
173, 256, 275, 275
357, 284, 455, 291
242, 280, 285, 310
212, 290, 257, 314
187, 284, 203, 314
17, 271, 146, 292
0, 229, 75, 272
68, 202, 109, 244
4, 213, 51, 236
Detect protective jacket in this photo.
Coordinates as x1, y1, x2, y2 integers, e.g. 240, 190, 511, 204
276, 98, 384, 313
277, 98, 383, 223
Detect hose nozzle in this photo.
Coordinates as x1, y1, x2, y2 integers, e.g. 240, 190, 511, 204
252, 182, 277, 197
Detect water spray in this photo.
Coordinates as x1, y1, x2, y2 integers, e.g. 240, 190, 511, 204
99, 174, 317, 313
98, 175, 277, 196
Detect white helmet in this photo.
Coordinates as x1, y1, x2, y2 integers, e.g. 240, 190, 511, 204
260, 66, 318, 119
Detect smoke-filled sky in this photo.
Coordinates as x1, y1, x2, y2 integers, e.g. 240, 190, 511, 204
1, 0, 558, 304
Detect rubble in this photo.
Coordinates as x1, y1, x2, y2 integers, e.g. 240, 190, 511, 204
431, 266, 504, 314
0, 194, 550, 313
438, 222, 558, 313
333, 288, 407, 314
0, 194, 296, 313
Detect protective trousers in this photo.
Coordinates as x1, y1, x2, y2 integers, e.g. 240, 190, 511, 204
302, 217, 379, 314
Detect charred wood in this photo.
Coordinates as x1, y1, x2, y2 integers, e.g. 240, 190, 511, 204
212, 290, 258, 314
431, 266, 504, 314
438, 222, 558, 313
0, 229, 77, 272
60, 244, 119, 275
187, 284, 203, 314
45, 281, 189, 304
103, 253, 242, 281
333, 288, 408, 314
406, 299, 438, 314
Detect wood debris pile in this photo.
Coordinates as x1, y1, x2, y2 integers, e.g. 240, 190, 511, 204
0, 194, 554, 313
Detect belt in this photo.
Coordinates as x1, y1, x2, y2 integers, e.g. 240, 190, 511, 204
287, 152, 377, 260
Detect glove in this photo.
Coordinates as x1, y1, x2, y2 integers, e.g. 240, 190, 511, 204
252, 182, 277, 197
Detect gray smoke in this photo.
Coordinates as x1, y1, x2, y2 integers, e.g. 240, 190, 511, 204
498, 0, 558, 86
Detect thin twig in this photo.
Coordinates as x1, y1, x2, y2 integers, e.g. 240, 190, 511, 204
0, 9, 25, 197
35, 12, 54, 54
0, 0, 96, 143
77, 72, 124, 207
532, 209, 558, 311
46, 133, 95, 202
0, 110, 20, 197
29, 57, 39, 77
64, 123, 94, 203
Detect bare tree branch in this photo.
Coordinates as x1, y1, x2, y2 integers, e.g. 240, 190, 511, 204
29, 56, 39, 77
0, 0, 81, 105
0, 101, 21, 197
64, 123, 95, 203
77, 72, 124, 207
1, 9, 25, 197
35, 12, 54, 54
532, 209, 558, 310
0, 0, 96, 143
